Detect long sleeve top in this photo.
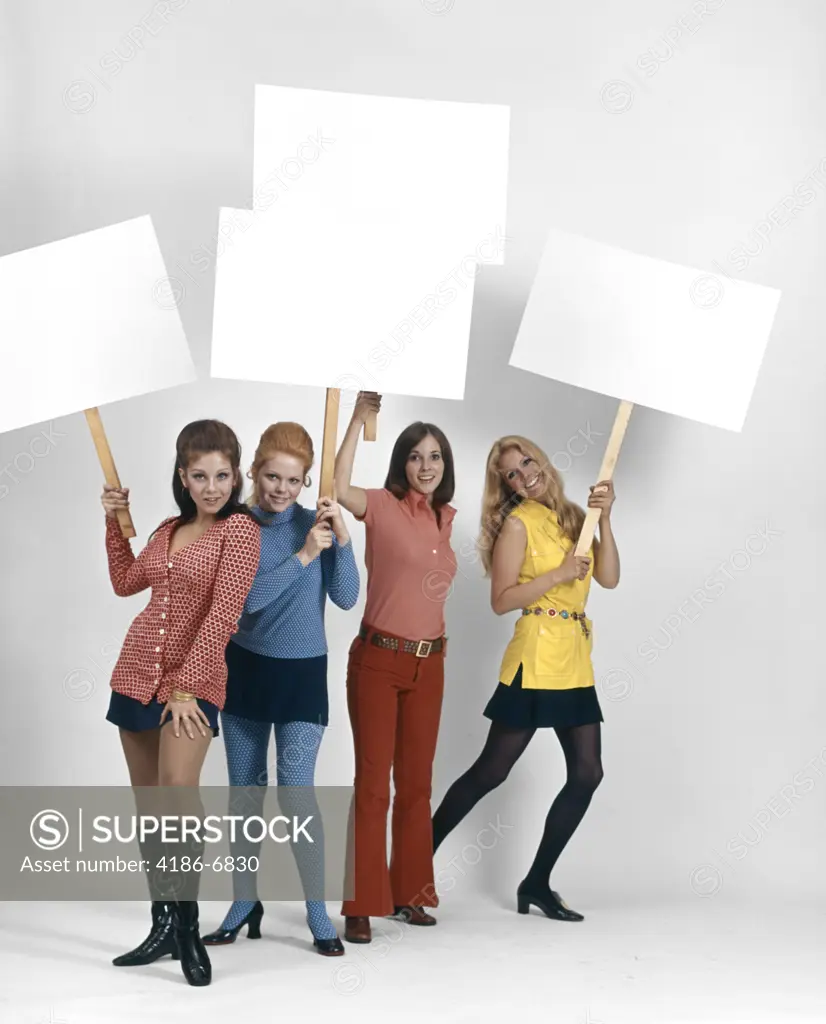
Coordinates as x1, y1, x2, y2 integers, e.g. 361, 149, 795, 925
231, 502, 360, 659
105, 512, 260, 708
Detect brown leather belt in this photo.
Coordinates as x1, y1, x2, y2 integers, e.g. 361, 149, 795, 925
359, 624, 445, 658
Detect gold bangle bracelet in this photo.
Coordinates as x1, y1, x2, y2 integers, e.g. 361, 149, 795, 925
171, 689, 196, 702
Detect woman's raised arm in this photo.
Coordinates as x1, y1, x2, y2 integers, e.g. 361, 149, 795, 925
334, 391, 381, 519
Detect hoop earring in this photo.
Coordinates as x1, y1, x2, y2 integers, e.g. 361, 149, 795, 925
304, 474, 312, 488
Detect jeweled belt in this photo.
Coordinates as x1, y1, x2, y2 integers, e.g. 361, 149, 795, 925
521, 607, 590, 639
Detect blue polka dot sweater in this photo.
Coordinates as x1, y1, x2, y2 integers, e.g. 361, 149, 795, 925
231, 503, 360, 659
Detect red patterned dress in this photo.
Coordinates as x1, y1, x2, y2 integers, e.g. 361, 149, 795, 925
104, 512, 260, 734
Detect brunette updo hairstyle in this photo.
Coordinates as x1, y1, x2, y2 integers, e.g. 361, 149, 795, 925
171, 420, 253, 524
247, 422, 315, 507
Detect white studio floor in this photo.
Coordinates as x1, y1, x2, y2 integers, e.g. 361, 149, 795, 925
0, 893, 823, 1024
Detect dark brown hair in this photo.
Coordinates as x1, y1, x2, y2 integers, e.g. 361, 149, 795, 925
384, 422, 455, 523
171, 420, 255, 525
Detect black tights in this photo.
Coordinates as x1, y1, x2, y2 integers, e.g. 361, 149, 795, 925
432, 720, 603, 888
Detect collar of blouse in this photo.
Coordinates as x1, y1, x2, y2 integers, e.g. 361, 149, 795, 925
402, 487, 456, 527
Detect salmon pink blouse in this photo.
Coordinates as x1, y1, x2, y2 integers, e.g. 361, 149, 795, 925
357, 488, 457, 639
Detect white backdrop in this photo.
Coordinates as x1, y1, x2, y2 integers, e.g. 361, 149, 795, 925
1, 0, 824, 1004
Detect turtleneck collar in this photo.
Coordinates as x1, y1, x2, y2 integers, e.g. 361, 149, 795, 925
254, 501, 300, 524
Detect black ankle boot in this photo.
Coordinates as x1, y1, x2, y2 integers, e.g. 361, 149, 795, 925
112, 901, 180, 966
171, 901, 212, 987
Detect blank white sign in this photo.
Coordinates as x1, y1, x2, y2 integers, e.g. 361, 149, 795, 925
510, 228, 781, 432
0, 216, 196, 434
253, 84, 510, 263
211, 206, 477, 400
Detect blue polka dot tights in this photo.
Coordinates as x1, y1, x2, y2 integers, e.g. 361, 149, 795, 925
218, 713, 337, 941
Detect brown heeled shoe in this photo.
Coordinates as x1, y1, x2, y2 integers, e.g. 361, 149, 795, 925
394, 905, 436, 926
344, 916, 372, 943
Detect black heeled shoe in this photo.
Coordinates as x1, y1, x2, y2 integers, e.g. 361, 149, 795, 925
516, 883, 584, 922
313, 936, 345, 957
112, 901, 180, 966
202, 901, 264, 945
171, 901, 212, 987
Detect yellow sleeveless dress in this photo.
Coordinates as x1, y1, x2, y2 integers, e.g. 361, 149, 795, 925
484, 499, 603, 729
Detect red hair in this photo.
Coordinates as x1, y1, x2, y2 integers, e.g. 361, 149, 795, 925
247, 422, 314, 506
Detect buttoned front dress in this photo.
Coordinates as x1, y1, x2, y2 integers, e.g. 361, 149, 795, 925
484, 499, 604, 729
103, 513, 260, 736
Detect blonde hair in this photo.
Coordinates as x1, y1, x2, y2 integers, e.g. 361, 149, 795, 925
477, 435, 586, 576
247, 422, 314, 507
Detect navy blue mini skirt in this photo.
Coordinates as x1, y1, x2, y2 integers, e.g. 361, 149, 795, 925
483, 664, 603, 730
223, 640, 328, 726
106, 690, 220, 737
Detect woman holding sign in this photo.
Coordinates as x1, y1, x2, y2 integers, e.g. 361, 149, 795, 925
431, 435, 619, 921
202, 421, 359, 957
101, 419, 260, 987
335, 391, 458, 944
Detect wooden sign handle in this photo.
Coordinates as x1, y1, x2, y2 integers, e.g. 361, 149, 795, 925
84, 407, 136, 539
575, 400, 634, 557
363, 410, 377, 442
319, 388, 340, 501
